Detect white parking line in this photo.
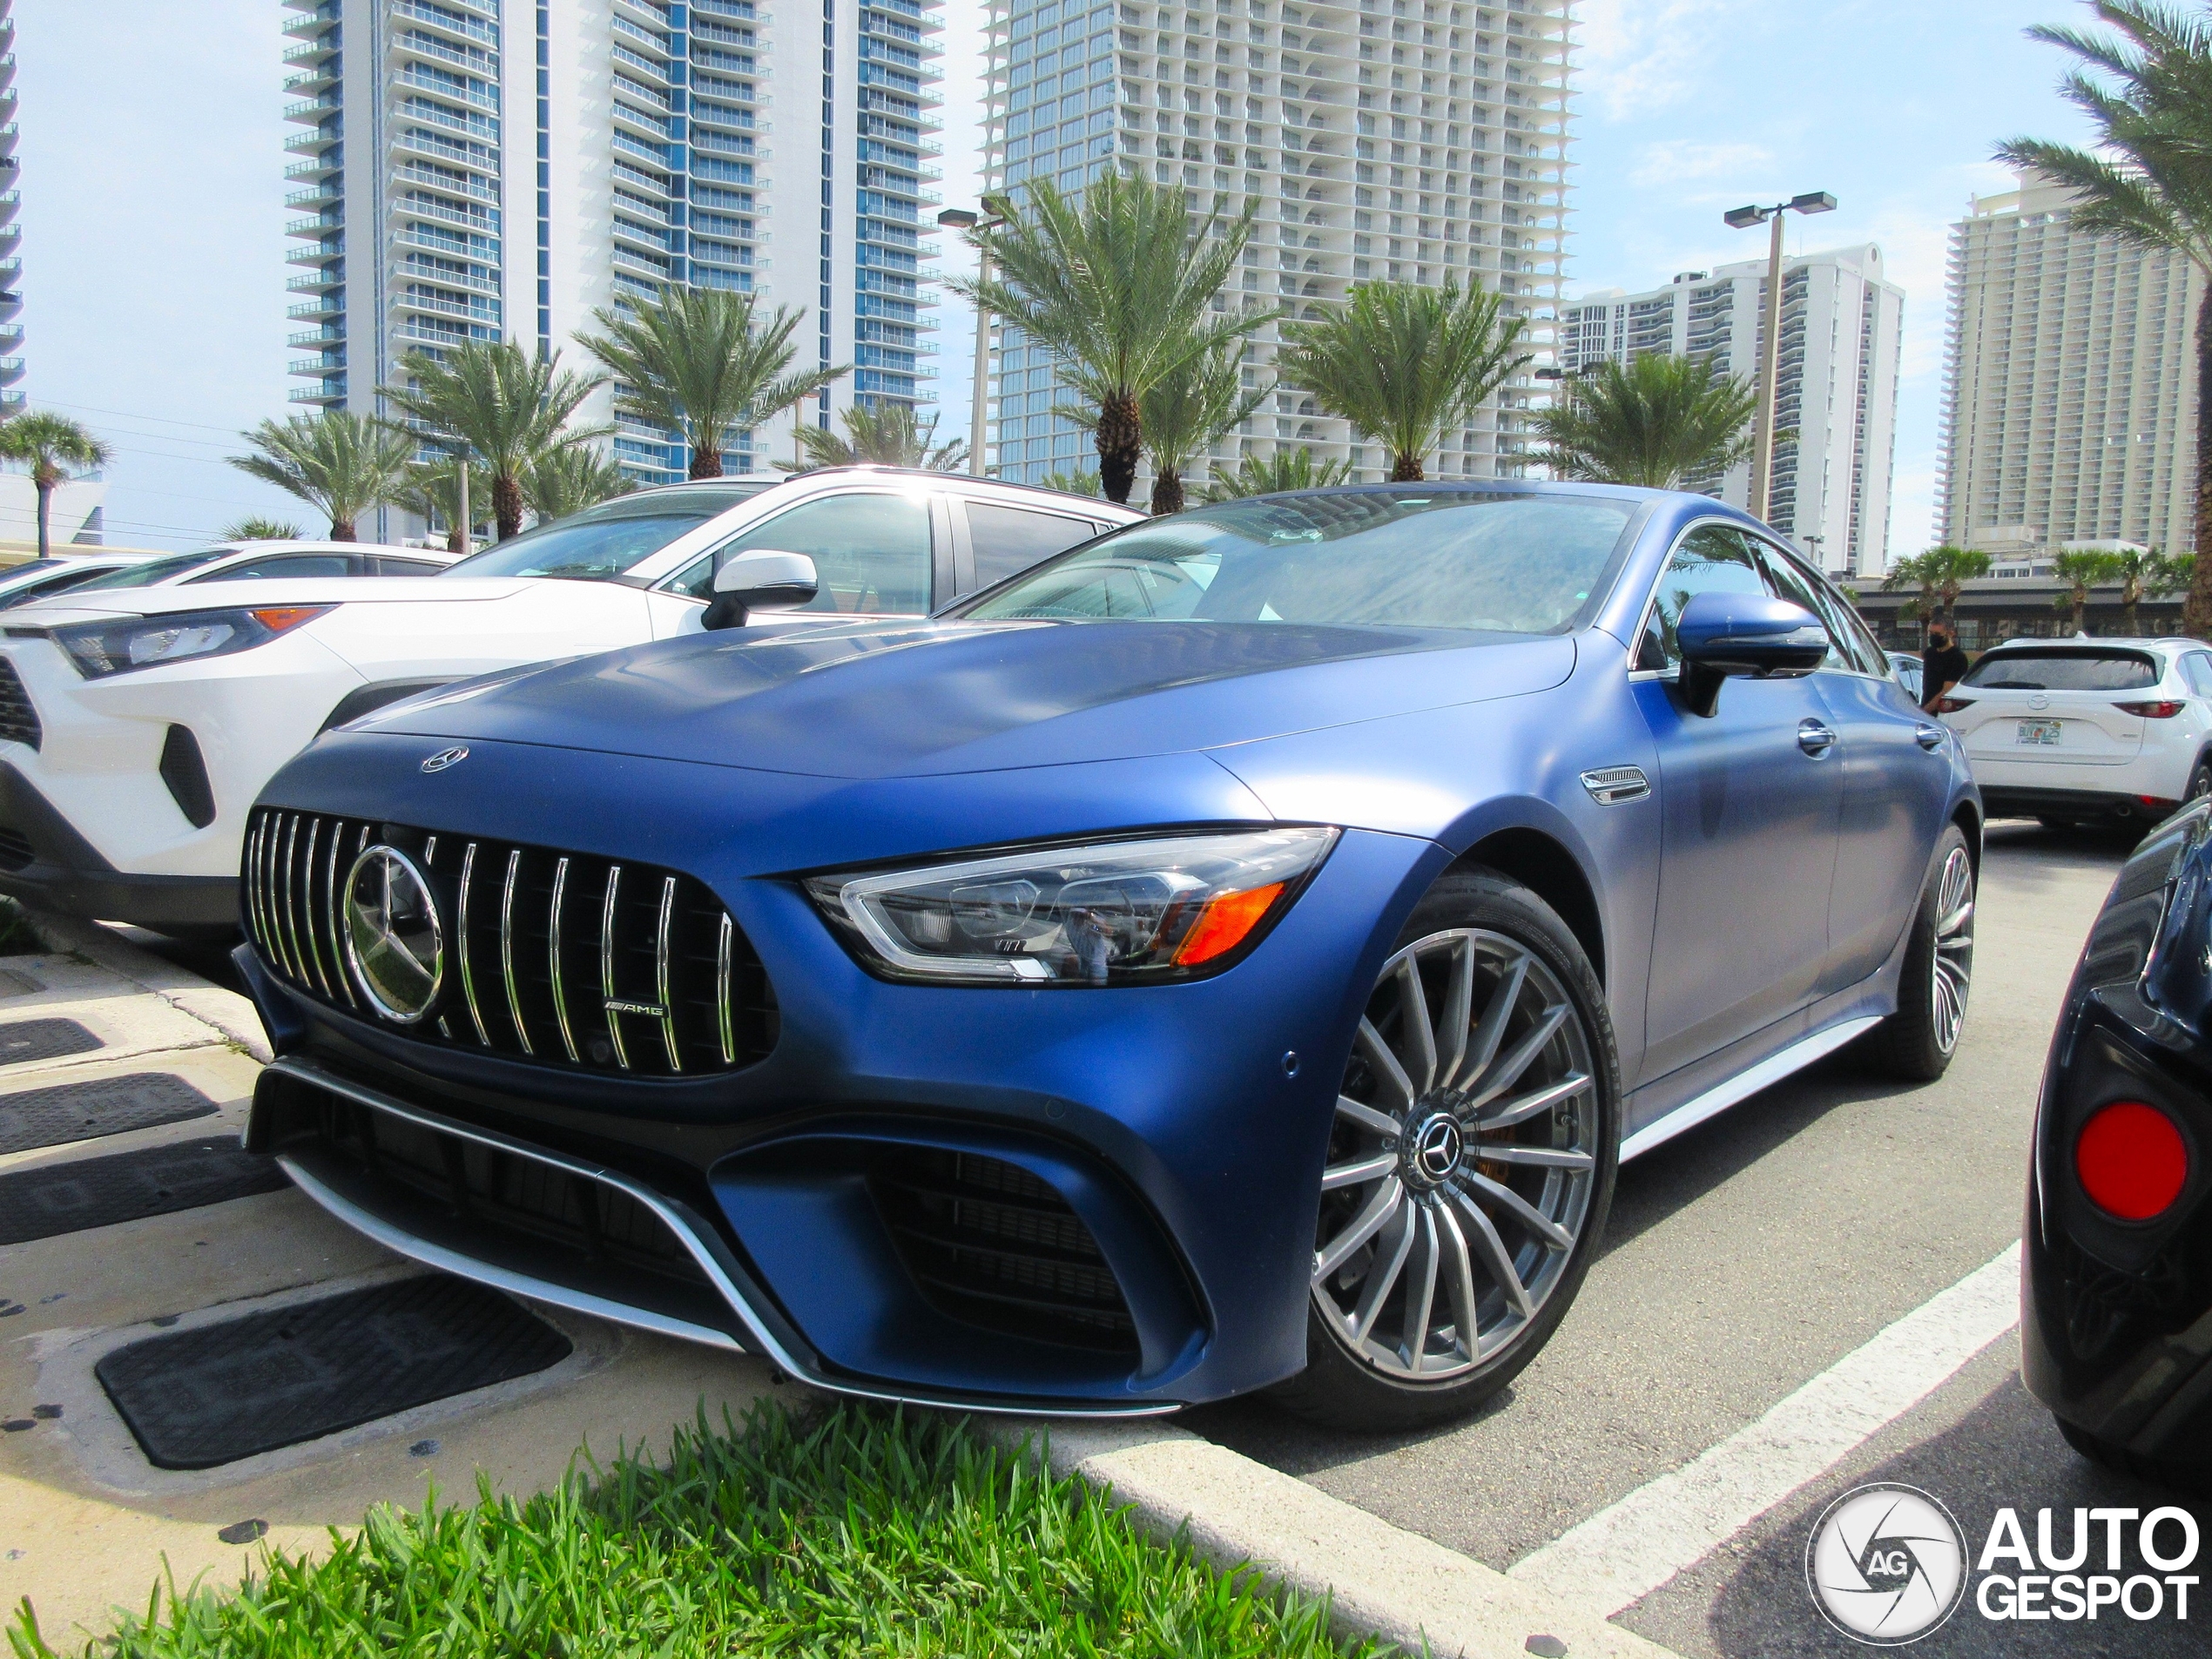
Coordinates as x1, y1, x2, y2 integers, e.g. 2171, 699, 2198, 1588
1507, 1241, 2024, 1617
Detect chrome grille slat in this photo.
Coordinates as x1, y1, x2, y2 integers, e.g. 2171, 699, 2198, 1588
499, 847, 533, 1055
243, 809, 771, 1077
457, 840, 490, 1044
716, 910, 735, 1067
601, 864, 631, 1071
548, 855, 578, 1063
656, 874, 681, 1073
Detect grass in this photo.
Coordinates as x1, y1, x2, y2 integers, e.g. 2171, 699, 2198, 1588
10, 1400, 1377, 1659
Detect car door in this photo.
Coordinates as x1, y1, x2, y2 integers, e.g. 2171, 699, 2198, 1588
957, 499, 1109, 598
1750, 538, 1948, 995
649, 488, 939, 636
1633, 523, 1844, 1081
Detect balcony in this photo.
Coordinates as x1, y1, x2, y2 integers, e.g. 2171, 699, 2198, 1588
610, 14, 673, 58
0, 325, 23, 350
0, 390, 22, 416
391, 0, 496, 48
285, 94, 343, 124
394, 289, 502, 325
287, 270, 345, 293
289, 354, 347, 377
0, 53, 16, 92
392, 192, 498, 235
610, 44, 671, 86
393, 259, 501, 299
390, 159, 498, 205
284, 64, 339, 96
0, 188, 16, 224
281, 2, 341, 38
287, 238, 345, 266
389, 127, 498, 177
0, 357, 23, 385
285, 127, 341, 156
395, 223, 500, 260
282, 38, 337, 67
287, 298, 345, 320
395, 67, 499, 115
287, 326, 346, 347
287, 213, 344, 238
290, 384, 347, 404
391, 29, 497, 79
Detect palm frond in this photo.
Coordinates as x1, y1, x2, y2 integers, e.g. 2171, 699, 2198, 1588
1529, 352, 1757, 490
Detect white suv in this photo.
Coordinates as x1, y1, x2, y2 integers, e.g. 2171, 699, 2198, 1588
0, 469, 1135, 934
1935, 636, 2212, 828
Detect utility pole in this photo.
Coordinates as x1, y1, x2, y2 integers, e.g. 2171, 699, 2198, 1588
1724, 192, 1836, 522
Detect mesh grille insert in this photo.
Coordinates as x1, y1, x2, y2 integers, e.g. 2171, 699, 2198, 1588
0, 658, 39, 750
871, 1149, 1138, 1354
243, 807, 778, 1077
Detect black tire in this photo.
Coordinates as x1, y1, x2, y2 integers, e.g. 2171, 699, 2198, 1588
2187, 759, 2212, 806
1867, 825, 1974, 1082
1268, 867, 1621, 1433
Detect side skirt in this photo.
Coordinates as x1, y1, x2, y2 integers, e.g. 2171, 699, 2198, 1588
1618, 1015, 1882, 1163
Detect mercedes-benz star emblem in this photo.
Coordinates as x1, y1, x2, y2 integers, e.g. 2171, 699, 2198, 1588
342, 845, 444, 1023
1413, 1114, 1464, 1183
421, 746, 469, 773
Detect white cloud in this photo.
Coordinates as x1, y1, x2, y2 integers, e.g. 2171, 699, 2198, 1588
1629, 140, 1773, 190
1575, 0, 1749, 121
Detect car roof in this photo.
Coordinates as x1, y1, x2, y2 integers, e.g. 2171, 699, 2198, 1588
666, 466, 1146, 521
1981, 636, 2208, 653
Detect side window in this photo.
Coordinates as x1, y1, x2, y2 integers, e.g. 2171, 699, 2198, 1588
2183, 652, 2212, 696
1749, 542, 1872, 674
1637, 525, 1771, 671
188, 553, 356, 583
663, 492, 934, 612
374, 556, 448, 577
965, 502, 1101, 590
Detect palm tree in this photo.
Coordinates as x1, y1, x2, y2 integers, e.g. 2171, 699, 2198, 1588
1531, 352, 1760, 489
1067, 344, 1266, 514
0, 412, 112, 558
1275, 279, 1529, 481
1999, 3, 2212, 637
382, 339, 609, 539
2053, 548, 2127, 634
218, 516, 305, 543
1204, 446, 1354, 500
1038, 469, 1103, 498
950, 171, 1271, 504
1880, 550, 1941, 625
2112, 545, 2194, 632
523, 444, 636, 523
226, 411, 413, 543
576, 287, 846, 481
393, 459, 495, 553
779, 402, 967, 473
1925, 544, 1994, 617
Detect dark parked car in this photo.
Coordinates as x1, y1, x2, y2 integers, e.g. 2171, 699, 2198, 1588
235, 483, 1980, 1426
2025, 799, 2212, 1487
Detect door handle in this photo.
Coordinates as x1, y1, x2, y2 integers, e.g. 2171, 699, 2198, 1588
1915, 723, 1946, 751
1797, 719, 1838, 758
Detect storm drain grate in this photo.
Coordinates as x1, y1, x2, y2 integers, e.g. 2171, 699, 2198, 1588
0, 1140, 289, 1246
0, 1073, 216, 1156
96, 1276, 573, 1470
0, 1019, 100, 1067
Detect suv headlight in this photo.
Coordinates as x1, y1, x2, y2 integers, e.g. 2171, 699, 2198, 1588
805, 826, 1339, 986
53, 606, 331, 680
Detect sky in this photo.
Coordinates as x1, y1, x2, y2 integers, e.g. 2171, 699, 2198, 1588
17, 0, 2100, 556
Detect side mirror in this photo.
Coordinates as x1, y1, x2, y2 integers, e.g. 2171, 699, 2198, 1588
703, 550, 819, 631
1674, 590, 1828, 718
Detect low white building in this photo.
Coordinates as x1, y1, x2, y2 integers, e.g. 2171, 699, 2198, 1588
0, 471, 106, 552
1561, 243, 1905, 579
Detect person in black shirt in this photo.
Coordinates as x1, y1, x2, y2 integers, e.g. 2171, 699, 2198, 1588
1921, 619, 1970, 712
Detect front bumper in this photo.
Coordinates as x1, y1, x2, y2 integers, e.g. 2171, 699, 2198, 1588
233, 795, 1446, 1413
2021, 1000, 2212, 1464
0, 758, 236, 928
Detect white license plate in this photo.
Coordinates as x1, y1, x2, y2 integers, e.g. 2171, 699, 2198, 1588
2017, 719, 2062, 746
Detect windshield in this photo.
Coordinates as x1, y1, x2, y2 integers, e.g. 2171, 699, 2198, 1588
66, 551, 219, 592
1960, 649, 2161, 691
442, 482, 775, 581
961, 489, 1635, 634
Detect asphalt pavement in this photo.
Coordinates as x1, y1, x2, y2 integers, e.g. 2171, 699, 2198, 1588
1188, 819, 2209, 1657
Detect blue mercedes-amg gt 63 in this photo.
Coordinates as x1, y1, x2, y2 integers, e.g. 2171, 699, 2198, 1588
234, 483, 1980, 1427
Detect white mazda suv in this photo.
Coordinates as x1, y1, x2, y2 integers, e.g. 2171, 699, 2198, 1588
1934, 636, 2212, 829
0, 469, 1134, 934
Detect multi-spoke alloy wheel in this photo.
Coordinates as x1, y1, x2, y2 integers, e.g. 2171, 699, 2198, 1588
1932, 846, 1974, 1055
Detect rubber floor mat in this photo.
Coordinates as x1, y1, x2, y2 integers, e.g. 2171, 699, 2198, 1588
0, 1018, 99, 1066
0, 1139, 289, 1245
0, 1073, 215, 1156
96, 1276, 573, 1470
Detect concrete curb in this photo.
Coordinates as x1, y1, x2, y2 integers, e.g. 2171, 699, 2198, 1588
985, 1415, 1683, 1659
13, 908, 272, 1062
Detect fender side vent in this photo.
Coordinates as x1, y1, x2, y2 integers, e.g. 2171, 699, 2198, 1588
158, 725, 217, 828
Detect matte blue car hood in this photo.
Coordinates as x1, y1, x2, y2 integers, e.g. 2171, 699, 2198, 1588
359, 617, 1575, 780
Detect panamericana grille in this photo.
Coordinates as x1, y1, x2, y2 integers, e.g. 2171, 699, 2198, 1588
244, 808, 778, 1076
0, 659, 40, 750
871, 1149, 1138, 1355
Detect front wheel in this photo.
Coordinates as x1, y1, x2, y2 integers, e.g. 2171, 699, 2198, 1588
1269, 869, 1620, 1432
1866, 826, 1974, 1082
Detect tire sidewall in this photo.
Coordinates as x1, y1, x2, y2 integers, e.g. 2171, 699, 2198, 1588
1291, 867, 1622, 1426
1877, 824, 1973, 1082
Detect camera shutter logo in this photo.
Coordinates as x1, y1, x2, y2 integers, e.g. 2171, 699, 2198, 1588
1805, 1483, 1968, 1645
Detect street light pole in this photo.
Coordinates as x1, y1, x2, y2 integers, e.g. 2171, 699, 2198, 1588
1724, 191, 1836, 523
939, 206, 1003, 478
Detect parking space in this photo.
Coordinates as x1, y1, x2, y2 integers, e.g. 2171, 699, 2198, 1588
1188, 821, 2201, 1656
0, 938, 792, 1644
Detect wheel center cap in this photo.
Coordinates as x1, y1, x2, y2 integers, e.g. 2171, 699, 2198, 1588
1405, 1111, 1465, 1189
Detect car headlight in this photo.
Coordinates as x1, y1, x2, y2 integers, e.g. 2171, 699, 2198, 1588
805, 826, 1339, 986
52, 606, 331, 679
